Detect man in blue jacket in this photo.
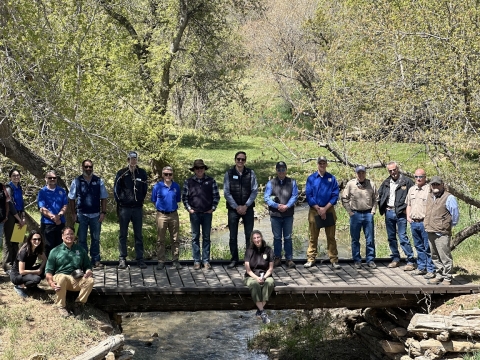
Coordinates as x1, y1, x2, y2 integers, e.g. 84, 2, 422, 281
114, 151, 148, 269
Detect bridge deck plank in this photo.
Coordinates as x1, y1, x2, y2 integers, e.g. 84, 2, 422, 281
166, 266, 184, 288
274, 265, 300, 287
339, 264, 372, 286
297, 266, 333, 286
202, 265, 224, 288
103, 267, 117, 287
92, 267, 105, 287
154, 267, 172, 288
317, 264, 356, 287
223, 265, 245, 288
211, 265, 234, 287
377, 261, 412, 287
177, 266, 197, 288
189, 265, 209, 287
117, 268, 130, 288
141, 266, 157, 287
130, 267, 145, 287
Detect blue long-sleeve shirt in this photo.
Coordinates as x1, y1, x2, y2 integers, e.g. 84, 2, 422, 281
264, 178, 299, 209
306, 171, 339, 207
446, 195, 459, 226
151, 181, 181, 212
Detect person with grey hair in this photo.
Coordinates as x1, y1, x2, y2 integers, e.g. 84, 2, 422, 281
37, 170, 68, 257
114, 151, 148, 269
151, 166, 182, 270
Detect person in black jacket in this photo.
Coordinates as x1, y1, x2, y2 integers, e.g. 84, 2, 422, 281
378, 161, 416, 269
114, 151, 148, 269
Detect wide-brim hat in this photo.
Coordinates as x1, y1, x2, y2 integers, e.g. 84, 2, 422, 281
189, 159, 209, 171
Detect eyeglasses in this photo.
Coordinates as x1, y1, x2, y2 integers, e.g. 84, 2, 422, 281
11, 174, 20, 177
163, 173, 173, 176
84, 166, 93, 169
236, 158, 246, 162
414, 175, 425, 179
194, 166, 205, 170
388, 168, 398, 173
277, 168, 286, 172
47, 177, 57, 180
32, 237, 41, 241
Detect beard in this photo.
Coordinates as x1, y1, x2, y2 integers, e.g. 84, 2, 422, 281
83, 170, 93, 176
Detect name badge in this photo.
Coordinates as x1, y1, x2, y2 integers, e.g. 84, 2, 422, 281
233, 175, 239, 180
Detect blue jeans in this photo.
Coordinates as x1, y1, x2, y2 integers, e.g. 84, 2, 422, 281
385, 210, 415, 263
410, 221, 435, 272
189, 212, 212, 264
270, 216, 293, 260
350, 211, 375, 263
118, 206, 144, 261
228, 207, 254, 262
77, 213, 102, 265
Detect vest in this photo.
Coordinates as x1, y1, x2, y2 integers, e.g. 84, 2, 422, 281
424, 190, 452, 235
268, 177, 294, 217
0, 184, 7, 222
186, 176, 214, 213
226, 166, 255, 210
75, 175, 101, 214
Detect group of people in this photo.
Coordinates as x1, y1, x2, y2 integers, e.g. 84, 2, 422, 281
1, 152, 460, 321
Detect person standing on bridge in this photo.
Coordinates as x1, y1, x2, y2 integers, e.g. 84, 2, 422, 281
264, 161, 298, 269
244, 230, 274, 324
152, 166, 182, 271
405, 168, 435, 279
424, 176, 459, 285
305, 156, 340, 269
68, 159, 109, 269
182, 159, 220, 270
224, 151, 258, 269
114, 151, 148, 270
341, 165, 378, 269
378, 161, 416, 270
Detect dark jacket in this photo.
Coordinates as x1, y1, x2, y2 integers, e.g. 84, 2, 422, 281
378, 174, 414, 216
114, 167, 148, 207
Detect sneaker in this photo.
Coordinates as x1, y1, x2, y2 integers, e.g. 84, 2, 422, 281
286, 260, 296, 269
443, 279, 452, 286
14, 285, 27, 299
274, 258, 282, 268
388, 261, 400, 268
412, 269, 427, 276
332, 262, 341, 270
427, 277, 443, 285
304, 261, 315, 268
226, 261, 236, 269
138, 261, 148, 269
404, 263, 416, 271
58, 307, 70, 318
93, 261, 102, 268
423, 272, 436, 279
367, 261, 377, 269
193, 262, 201, 270
118, 259, 126, 269
255, 309, 262, 317
173, 261, 183, 270
354, 262, 362, 269
156, 262, 165, 270
203, 262, 212, 270
260, 312, 270, 324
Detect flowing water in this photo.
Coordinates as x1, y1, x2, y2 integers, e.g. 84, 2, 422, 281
121, 206, 352, 359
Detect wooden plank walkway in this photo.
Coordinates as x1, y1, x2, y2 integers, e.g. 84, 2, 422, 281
87, 259, 480, 312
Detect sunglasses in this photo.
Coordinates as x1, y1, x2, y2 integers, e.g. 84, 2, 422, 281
84, 166, 93, 169
277, 168, 286, 172
194, 166, 205, 170
47, 177, 57, 180
163, 173, 173, 176
236, 158, 246, 162
414, 175, 425, 179
32, 237, 41, 241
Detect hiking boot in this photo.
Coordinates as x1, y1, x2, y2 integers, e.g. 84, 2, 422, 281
354, 262, 362, 269
193, 262, 201, 270
367, 261, 377, 269
255, 309, 262, 317
404, 263, 416, 271
304, 261, 315, 268
226, 261, 236, 269
286, 260, 296, 269
388, 261, 399, 268
138, 260, 148, 269
424, 272, 436, 279
14, 285, 27, 299
173, 261, 183, 270
273, 258, 282, 268
156, 262, 165, 270
427, 277, 443, 285
58, 307, 70, 318
203, 262, 212, 270
332, 262, 341, 270
412, 269, 427, 276
118, 259, 126, 269
260, 312, 270, 324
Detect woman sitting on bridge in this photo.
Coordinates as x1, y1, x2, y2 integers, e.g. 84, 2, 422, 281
10, 230, 47, 298
244, 230, 275, 324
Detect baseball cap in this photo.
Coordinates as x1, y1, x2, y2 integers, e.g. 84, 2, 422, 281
430, 176, 443, 185
276, 161, 287, 169
355, 165, 366, 173
317, 156, 328, 163
128, 151, 138, 159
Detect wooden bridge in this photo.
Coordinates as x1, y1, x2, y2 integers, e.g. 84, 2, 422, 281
86, 258, 479, 313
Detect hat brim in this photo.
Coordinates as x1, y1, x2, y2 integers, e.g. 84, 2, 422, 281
190, 165, 209, 171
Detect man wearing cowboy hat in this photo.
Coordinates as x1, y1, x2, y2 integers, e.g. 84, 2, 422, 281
182, 159, 220, 270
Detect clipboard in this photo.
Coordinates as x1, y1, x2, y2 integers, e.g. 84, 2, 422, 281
314, 213, 335, 228
11, 224, 27, 243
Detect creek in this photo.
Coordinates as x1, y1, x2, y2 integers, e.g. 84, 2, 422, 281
121, 206, 352, 359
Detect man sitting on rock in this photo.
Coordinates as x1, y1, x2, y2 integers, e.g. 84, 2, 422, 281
45, 226, 94, 317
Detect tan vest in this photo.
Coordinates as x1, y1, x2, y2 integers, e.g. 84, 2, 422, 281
424, 190, 452, 234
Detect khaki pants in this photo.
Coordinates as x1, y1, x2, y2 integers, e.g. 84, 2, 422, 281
53, 273, 94, 308
307, 207, 338, 263
156, 211, 180, 262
